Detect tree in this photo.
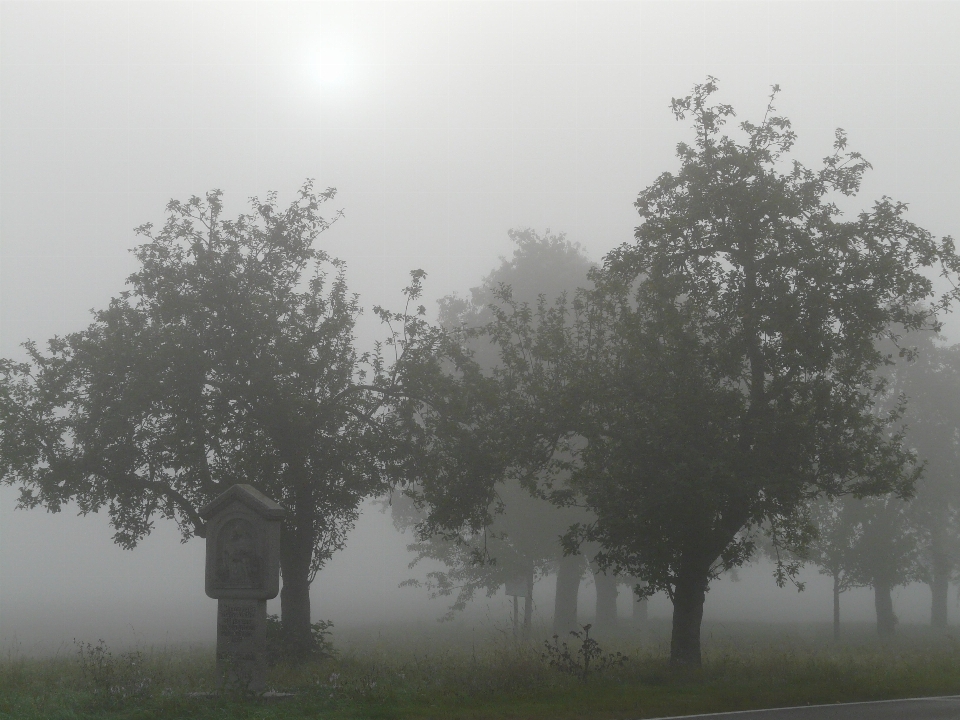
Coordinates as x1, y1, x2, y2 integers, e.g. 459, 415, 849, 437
803, 334, 960, 636
397, 230, 599, 636
896, 339, 960, 627
0, 183, 429, 656
588, 556, 620, 635
804, 497, 865, 641
397, 478, 559, 635
805, 494, 919, 639
449, 79, 960, 667
846, 494, 919, 637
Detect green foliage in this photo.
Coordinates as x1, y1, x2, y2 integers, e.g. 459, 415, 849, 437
73, 640, 151, 708
893, 338, 960, 603
802, 496, 865, 599
574, 77, 956, 596
844, 496, 920, 592
399, 480, 554, 619
541, 624, 626, 680
0, 181, 409, 553
4, 627, 960, 719
422, 78, 960, 667
396, 230, 596, 611
266, 616, 336, 664
801, 335, 960, 633
0, 181, 438, 654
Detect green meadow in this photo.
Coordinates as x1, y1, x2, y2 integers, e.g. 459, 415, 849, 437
4, 621, 960, 720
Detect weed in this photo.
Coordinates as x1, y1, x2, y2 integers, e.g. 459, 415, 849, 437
73, 639, 151, 708
3, 623, 960, 718
542, 624, 627, 680
266, 614, 336, 664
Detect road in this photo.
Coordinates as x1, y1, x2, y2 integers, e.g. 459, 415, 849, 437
651, 696, 960, 719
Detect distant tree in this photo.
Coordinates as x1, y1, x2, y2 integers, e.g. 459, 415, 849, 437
438, 79, 960, 667
588, 557, 620, 635
437, 228, 595, 365
845, 494, 920, 637
804, 494, 919, 639
398, 230, 599, 636
397, 479, 558, 635
803, 334, 960, 637
896, 339, 960, 627
554, 553, 589, 635
0, 183, 432, 657
803, 497, 865, 641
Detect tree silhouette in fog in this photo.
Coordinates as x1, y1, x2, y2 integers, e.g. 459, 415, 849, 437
0, 183, 435, 657
833, 333, 960, 636
787, 333, 960, 638
422, 79, 960, 668
803, 496, 865, 640
896, 338, 960, 627
806, 494, 918, 638
396, 230, 602, 636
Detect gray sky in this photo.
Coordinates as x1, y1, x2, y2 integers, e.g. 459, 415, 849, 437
2, 1, 959, 652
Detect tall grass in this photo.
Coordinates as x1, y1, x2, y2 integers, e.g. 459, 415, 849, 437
3, 621, 960, 719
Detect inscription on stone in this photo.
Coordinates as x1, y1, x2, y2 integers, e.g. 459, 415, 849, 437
215, 598, 267, 691
218, 601, 258, 643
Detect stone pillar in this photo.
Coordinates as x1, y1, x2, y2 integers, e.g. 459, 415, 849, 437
200, 484, 286, 693
217, 599, 267, 690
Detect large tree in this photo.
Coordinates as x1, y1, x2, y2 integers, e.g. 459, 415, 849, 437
445, 79, 960, 667
0, 183, 429, 656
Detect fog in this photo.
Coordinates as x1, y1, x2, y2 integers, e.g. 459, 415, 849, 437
2, 1, 959, 653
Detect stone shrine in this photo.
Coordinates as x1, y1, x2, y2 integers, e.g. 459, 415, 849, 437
200, 484, 286, 693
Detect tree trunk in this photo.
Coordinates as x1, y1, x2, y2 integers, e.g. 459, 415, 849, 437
523, 569, 534, 639
670, 568, 708, 668
930, 530, 950, 629
279, 523, 316, 658
832, 571, 841, 642
930, 574, 949, 629
593, 569, 619, 635
874, 579, 897, 638
553, 554, 583, 636
512, 595, 519, 639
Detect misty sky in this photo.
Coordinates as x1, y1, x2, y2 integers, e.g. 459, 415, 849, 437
2, 1, 959, 652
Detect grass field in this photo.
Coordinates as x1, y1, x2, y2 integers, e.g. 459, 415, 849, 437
3, 620, 960, 719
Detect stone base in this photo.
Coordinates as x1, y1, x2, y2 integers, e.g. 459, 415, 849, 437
216, 598, 267, 693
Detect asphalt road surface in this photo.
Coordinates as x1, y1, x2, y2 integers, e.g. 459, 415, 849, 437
651, 696, 960, 719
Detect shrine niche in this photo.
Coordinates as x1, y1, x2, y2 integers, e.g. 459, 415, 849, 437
201, 484, 284, 600
215, 517, 263, 590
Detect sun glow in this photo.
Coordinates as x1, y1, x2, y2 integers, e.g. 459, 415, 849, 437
300, 42, 362, 92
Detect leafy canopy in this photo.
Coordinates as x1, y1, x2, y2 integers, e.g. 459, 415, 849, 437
0, 182, 428, 583
462, 79, 960, 607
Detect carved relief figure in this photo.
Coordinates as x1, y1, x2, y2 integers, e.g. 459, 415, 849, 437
215, 518, 263, 589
